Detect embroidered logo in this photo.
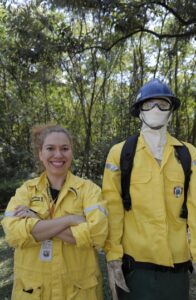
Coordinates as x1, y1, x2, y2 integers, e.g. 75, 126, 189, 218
173, 186, 183, 198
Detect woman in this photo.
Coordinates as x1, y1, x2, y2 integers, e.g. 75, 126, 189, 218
2, 124, 108, 300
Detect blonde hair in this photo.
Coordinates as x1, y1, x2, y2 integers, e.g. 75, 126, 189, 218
31, 123, 73, 171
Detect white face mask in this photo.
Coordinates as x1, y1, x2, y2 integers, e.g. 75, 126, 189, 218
140, 107, 171, 129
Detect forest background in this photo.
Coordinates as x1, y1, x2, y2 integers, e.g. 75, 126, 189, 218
0, 0, 195, 209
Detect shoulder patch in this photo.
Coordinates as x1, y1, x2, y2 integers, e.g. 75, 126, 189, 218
105, 163, 119, 171
193, 160, 196, 166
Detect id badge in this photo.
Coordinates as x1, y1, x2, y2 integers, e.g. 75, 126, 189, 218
40, 240, 53, 261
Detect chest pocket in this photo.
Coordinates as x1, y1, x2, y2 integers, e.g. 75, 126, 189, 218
165, 170, 184, 199
131, 171, 151, 184
166, 170, 184, 183
165, 170, 185, 218
61, 188, 84, 215
130, 171, 152, 211
30, 195, 50, 219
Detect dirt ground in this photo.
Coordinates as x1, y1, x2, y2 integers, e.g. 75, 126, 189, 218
190, 274, 196, 300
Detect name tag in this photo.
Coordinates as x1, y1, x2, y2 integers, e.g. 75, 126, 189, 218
40, 240, 53, 261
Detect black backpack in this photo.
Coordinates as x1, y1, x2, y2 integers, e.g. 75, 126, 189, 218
120, 134, 192, 219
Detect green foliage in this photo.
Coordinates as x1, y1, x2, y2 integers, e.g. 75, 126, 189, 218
0, 0, 195, 208
0, 179, 23, 209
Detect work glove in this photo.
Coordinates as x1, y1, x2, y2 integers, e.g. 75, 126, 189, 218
107, 260, 130, 300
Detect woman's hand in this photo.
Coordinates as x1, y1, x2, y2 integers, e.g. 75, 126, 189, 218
13, 205, 39, 219
56, 215, 86, 243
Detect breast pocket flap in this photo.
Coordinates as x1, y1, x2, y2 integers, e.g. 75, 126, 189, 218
166, 171, 184, 183
131, 171, 151, 184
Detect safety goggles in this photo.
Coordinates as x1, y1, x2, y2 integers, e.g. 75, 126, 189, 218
141, 99, 172, 111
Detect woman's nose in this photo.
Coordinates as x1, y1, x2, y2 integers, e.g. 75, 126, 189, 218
54, 150, 63, 157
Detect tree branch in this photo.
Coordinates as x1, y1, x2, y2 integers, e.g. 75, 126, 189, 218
72, 27, 195, 54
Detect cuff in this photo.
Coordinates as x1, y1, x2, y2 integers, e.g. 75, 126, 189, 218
71, 223, 92, 247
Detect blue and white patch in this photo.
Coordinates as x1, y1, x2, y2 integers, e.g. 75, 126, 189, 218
192, 160, 196, 166
105, 163, 119, 172
173, 186, 183, 198
4, 211, 14, 217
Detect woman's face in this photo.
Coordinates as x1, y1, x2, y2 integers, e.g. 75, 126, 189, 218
39, 132, 73, 178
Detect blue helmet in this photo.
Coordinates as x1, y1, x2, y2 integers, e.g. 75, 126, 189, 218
131, 78, 180, 117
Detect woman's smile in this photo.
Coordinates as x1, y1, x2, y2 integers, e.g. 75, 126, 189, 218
50, 161, 65, 168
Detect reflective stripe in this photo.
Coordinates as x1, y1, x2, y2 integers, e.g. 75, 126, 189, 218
4, 211, 14, 217
105, 163, 119, 171
84, 204, 108, 216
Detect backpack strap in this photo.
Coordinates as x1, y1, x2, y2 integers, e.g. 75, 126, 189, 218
120, 134, 139, 210
174, 144, 192, 219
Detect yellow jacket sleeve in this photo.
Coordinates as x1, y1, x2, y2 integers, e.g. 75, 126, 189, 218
102, 143, 124, 262
71, 181, 108, 249
186, 143, 196, 261
1, 182, 40, 248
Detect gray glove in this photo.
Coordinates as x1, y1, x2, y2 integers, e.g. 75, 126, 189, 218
107, 260, 130, 300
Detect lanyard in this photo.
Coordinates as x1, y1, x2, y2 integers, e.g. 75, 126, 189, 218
46, 186, 58, 219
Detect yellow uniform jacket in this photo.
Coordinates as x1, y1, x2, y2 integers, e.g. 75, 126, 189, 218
103, 133, 196, 267
2, 171, 108, 300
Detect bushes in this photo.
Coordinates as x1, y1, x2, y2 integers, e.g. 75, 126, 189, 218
0, 179, 23, 209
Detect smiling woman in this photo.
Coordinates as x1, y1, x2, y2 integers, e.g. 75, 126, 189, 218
1, 123, 108, 300
37, 128, 73, 188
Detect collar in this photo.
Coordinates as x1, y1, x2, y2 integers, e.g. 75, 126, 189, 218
136, 134, 148, 151
166, 133, 184, 147
138, 131, 183, 148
